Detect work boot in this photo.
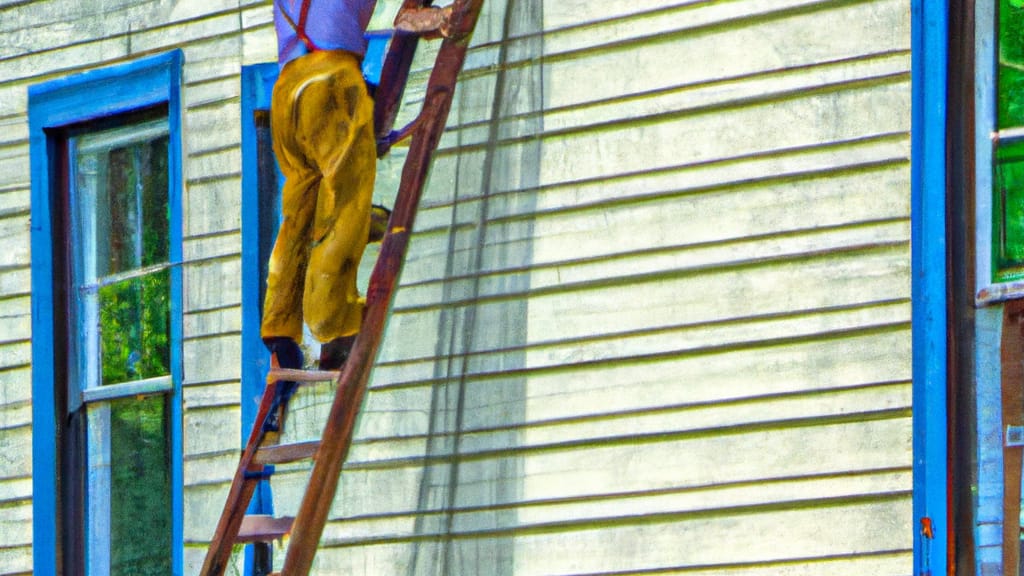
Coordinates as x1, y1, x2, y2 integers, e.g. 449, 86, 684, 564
369, 204, 391, 243
262, 337, 303, 432
319, 335, 357, 371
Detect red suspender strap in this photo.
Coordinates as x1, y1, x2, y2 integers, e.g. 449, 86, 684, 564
277, 0, 320, 53
295, 0, 319, 51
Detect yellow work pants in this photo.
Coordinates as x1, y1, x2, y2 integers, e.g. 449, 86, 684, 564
261, 50, 376, 343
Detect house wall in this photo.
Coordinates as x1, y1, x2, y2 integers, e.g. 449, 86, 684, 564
281, 0, 915, 574
0, 0, 912, 574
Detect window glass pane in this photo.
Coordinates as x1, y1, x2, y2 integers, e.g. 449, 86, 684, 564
996, 139, 1024, 274
73, 115, 174, 575
140, 137, 169, 268
74, 121, 169, 280
1000, 0, 1024, 129
87, 395, 171, 576
98, 271, 170, 384
72, 120, 170, 387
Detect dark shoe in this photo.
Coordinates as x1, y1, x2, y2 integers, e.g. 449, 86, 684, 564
319, 335, 357, 371
369, 204, 391, 244
262, 337, 303, 432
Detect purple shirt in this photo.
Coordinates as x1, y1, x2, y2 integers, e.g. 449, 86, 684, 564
274, 0, 377, 66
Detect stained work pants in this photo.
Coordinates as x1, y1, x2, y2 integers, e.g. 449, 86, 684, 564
261, 50, 376, 343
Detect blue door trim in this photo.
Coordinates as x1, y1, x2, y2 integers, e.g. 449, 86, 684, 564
240, 62, 280, 454
239, 63, 281, 575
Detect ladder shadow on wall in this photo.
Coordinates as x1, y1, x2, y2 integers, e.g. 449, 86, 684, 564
406, 0, 543, 571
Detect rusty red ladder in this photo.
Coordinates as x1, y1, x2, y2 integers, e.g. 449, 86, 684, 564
199, 0, 485, 573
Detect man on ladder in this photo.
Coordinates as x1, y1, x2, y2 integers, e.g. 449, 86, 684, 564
200, 1, 481, 572
261, 0, 382, 428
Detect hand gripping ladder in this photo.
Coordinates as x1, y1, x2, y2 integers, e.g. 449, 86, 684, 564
200, 0, 485, 572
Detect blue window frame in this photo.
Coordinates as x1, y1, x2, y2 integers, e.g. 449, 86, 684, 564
910, 0, 947, 575
241, 61, 282, 454
239, 63, 282, 575
29, 51, 184, 576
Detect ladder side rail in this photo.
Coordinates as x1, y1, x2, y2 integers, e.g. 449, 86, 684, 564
373, 0, 431, 155
200, 380, 281, 576
279, 0, 485, 572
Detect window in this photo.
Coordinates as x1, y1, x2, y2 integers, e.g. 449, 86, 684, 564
72, 117, 173, 575
964, 2, 1024, 573
29, 52, 183, 576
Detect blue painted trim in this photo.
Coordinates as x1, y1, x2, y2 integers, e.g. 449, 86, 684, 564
27, 113, 59, 576
28, 50, 185, 576
363, 31, 392, 86
167, 50, 186, 576
240, 62, 279, 445
911, 0, 948, 574
240, 62, 279, 576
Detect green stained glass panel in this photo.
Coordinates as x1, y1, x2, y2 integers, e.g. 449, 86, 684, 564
1001, 0, 1024, 128
995, 139, 1024, 276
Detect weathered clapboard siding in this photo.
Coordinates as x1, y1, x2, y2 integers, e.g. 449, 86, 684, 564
0, 0, 913, 574
0, 93, 30, 574
264, 0, 916, 574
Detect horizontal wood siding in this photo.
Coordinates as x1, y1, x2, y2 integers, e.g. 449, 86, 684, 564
0, 0, 912, 574
287, 0, 914, 574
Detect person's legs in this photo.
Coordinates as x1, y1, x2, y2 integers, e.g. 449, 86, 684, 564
261, 56, 320, 344
259, 55, 325, 430
261, 51, 375, 395
298, 52, 377, 346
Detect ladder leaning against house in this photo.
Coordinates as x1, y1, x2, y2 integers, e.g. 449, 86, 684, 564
199, 0, 484, 573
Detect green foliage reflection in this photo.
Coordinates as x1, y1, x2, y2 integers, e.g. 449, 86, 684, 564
1001, 0, 1024, 128
108, 395, 171, 575
996, 140, 1024, 271
99, 271, 170, 385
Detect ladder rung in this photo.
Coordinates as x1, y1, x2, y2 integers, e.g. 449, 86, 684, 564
253, 440, 320, 465
266, 367, 340, 384
237, 515, 294, 543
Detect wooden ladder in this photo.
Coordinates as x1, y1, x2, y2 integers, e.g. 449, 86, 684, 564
199, 0, 484, 573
